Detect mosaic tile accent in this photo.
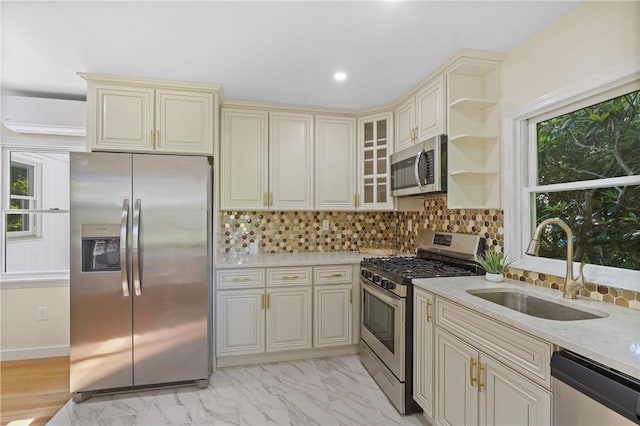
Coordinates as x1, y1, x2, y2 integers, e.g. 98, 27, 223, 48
395, 194, 504, 253
218, 211, 397, 254
505, 267, 640, 311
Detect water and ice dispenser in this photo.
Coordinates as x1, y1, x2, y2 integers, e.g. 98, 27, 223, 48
81, 224, 121, 272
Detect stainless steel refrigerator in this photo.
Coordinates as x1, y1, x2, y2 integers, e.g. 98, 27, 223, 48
69, 152, 212, 402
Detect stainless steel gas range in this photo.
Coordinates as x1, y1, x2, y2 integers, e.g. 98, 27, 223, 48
359, 230, 485, 414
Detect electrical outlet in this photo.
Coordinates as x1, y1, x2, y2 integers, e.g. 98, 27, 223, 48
249, 242, 258, 254
37, 306, 48, 321
408, 219, 413, 232
322, 219, 329, 231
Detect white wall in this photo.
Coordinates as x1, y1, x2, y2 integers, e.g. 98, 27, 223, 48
0, 284, 70, 359
501, 1, 639, 107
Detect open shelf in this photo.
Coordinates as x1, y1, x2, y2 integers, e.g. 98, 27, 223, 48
449, 97, 498, 110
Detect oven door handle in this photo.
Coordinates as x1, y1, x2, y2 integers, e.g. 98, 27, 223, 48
361, 279, 401, 307
414, 148, 426, 192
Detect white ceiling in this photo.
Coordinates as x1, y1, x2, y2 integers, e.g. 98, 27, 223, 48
1, 1, 582, 111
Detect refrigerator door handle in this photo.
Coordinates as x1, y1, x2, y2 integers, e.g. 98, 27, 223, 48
132, 199, 142, 296
120, 199, 130, 297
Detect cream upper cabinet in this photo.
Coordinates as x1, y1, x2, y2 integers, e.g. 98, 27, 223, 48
394, 97, 415, 152
220, 108, 269, 210
357, 112, 394, 210
81, 74, 219, 155
413, 288, 435, 422
269, 112, 314, 210
394, 74, 445, 153
315, 115, 357, 210
220, 109, 314, 211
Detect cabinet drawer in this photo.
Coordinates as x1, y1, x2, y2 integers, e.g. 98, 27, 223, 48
314, 265, 352, 285
435, 298, 553, 388
267, 267, 312, 287
216, 269, 265, 289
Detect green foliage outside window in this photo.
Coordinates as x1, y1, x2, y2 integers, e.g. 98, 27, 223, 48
7, 162, 34, 232
536, 90, 640, 270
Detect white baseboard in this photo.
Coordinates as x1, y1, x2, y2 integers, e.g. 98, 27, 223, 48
0, 345, 69, 361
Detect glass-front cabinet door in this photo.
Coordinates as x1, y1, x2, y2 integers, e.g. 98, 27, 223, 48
357, 112, 394, 210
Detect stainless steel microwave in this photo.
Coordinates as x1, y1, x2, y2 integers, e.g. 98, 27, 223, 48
390, 134, 447, 197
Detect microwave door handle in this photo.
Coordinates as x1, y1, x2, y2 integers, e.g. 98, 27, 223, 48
414, 149, 425, 192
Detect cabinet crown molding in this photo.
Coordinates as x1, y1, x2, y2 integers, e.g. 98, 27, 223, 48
78, 72, 223, 96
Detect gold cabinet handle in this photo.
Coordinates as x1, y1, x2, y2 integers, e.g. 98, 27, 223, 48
327, 273, 343, 278
356, 193, 360, 208
269, 192, 273, 207
282, 275, 299, 280
477, 361, 485, 392
264, 192, 268, 207
232, 277, 251, 282
155, 129, 159, 147
261, 294, 265, 310
267, 293, 271, 309
426, 299, 432, 322
148, 129, 153, 147
349, 288, 353, 304
354, 193, 358, 208
470, 357, 477, 388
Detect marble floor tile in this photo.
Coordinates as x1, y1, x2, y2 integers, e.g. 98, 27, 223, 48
48, 354, 429, 426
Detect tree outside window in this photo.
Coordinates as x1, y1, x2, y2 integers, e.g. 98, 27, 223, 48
533, 90, 639, 271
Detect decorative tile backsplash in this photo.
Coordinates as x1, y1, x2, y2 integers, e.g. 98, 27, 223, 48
218, 211, 397, 255
217, 193, 639, 310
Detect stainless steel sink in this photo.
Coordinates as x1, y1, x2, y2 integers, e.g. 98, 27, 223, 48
467, 289, 608, 321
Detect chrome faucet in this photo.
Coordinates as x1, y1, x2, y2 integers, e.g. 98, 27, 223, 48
526, 218, 586, 299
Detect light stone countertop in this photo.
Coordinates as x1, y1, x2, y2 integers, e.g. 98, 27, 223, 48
215, 251, 413, 268
413, 276, 640, 380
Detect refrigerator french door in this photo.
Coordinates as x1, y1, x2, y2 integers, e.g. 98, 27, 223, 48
70, 152, 211, 401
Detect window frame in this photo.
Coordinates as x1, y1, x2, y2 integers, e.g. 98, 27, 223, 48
504, 59, 640, 292
0, 139, 82, 288
7, 157, 41, 239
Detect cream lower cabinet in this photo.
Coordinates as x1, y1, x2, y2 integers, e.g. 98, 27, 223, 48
266, 287, 312, 352
216, 267, 312, 357
313, 265, 356, 347
216, 289, 265, 356
413, 288, 435, 421
432, 297, 552, 426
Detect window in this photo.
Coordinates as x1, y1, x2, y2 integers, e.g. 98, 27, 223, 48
531, 90, 639, 271
2, 151, 70, 280
7, 160, 38, 237
506, 69, 640, 291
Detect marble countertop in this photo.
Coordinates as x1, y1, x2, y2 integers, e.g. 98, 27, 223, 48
215, 251, 413, 268
413, 276, 640, 380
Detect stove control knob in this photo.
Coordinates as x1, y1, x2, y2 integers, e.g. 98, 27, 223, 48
372, 275, 381, 284
380, 279, 390, 289
386, 281, 396, 291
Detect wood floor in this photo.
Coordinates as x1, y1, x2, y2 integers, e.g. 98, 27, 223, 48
1, 356, 70, 426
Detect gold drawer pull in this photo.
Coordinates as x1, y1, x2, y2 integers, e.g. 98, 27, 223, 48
477, 362, 485, 392
231, 277, 251, 282
260, 294, 265, 309
327, 273, 343, 278
426, 299, 432, 322
349, 288, 353, 304
470, 357, 477, 388
267, 293, 271, 309
281, 275, 299, 280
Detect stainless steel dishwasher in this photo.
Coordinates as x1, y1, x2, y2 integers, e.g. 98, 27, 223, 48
551, 350, 640, 425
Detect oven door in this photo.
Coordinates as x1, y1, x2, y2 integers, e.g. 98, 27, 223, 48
360, 279, 406, 381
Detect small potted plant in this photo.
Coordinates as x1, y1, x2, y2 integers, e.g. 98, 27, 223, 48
475, 249, 513, 282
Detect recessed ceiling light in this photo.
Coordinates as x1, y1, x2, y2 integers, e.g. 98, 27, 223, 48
333, 72, 347, 82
